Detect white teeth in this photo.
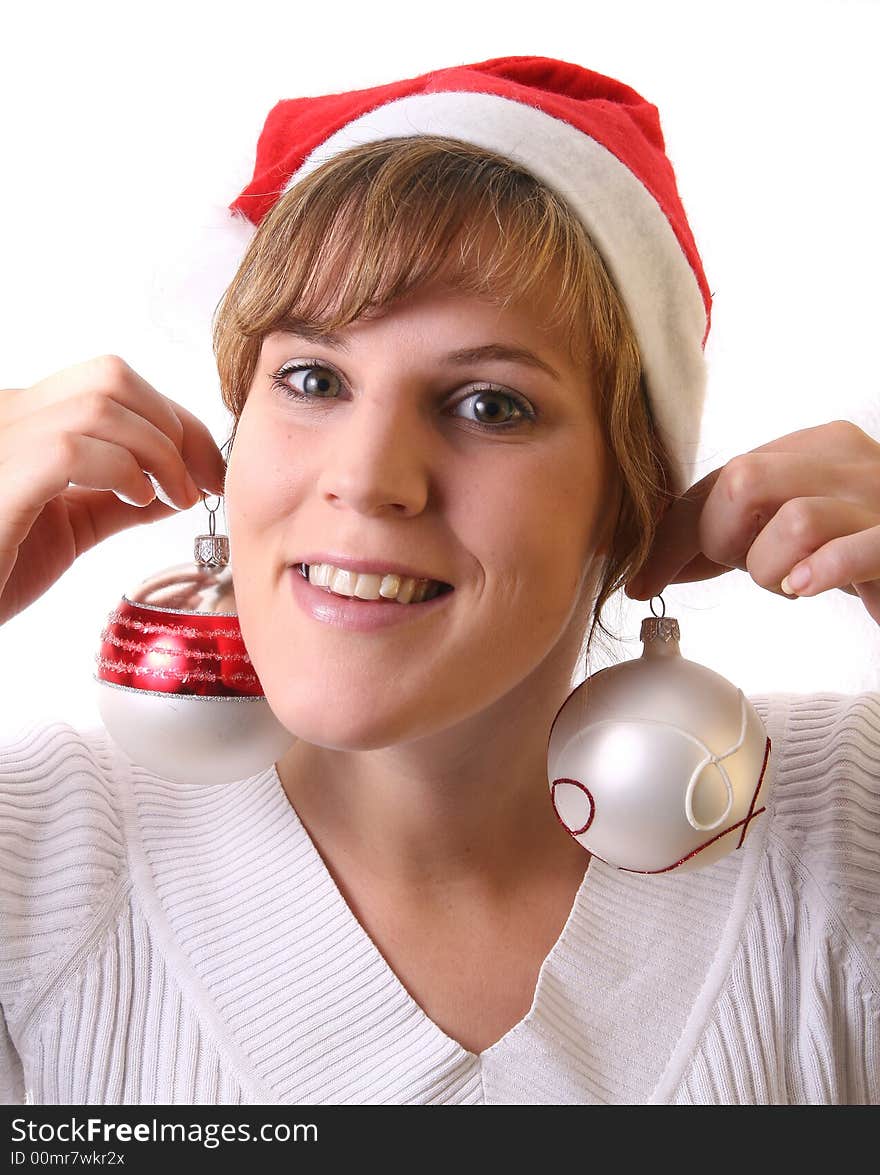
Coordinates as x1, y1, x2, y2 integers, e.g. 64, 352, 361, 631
353, 573, 383, 600
305, 562, 441, 604
329, 568, 358, 596
379, 573, 401, 599
396, 577, 416, 604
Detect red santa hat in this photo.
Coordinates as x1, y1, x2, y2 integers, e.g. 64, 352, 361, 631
227, 55, 712, 496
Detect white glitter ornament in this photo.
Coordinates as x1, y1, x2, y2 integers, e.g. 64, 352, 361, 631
94, 493, 295, 784
547, 596, 772, 873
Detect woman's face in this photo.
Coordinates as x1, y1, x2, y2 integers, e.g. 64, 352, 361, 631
224, 278, 619, 750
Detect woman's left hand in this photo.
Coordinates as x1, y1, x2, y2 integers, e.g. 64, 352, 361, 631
624, 419, 880, 627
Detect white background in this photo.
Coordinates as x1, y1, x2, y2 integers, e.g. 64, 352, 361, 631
1, 0, 878, 734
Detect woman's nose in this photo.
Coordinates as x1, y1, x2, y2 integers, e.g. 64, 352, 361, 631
314, 394, 431, 517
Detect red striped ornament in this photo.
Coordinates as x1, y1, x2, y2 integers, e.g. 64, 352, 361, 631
94, 499, 295, 784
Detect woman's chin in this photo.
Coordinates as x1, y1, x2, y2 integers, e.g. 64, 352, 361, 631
265, 695, 434, 752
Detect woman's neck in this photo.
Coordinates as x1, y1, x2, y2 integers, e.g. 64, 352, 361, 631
274, 661, 584, 896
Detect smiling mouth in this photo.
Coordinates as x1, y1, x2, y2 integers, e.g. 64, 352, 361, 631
297, 563, 454, 604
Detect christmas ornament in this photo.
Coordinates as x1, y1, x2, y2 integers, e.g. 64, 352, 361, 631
547, 596, 771, 873
94, 492, 295, 784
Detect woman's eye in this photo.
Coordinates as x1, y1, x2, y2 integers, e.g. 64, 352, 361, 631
271, 362, 341, 399
451, 389, 533, 428
270, 363, 535, 429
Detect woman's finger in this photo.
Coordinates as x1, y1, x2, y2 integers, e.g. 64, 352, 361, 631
698, 453, 877, 574
633, 451, 877, 601
21, 394, 202, 511
777, 520, 880, 599
746, 496, 880, 594
12, 357, 227, 497
157, 395, 227, 496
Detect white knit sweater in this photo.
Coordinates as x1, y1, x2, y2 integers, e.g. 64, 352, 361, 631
0, 691, 878, 1106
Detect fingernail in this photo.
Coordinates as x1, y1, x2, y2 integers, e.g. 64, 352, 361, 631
115, 490, 151, 508
146, 473, 182, 511
781, 564, 811, 595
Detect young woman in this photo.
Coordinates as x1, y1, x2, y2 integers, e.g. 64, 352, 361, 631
1, 57, 878, 1105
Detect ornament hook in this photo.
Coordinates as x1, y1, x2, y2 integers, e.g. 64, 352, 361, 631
201, 491, 222, 538
649, 593, 667, 619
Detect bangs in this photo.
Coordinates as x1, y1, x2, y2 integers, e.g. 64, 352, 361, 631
216, 136, 622, 367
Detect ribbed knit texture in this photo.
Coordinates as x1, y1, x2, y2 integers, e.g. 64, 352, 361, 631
1, 691, 878, 1105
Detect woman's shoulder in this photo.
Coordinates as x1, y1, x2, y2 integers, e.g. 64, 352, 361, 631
0, 711, 127, 840
0, 713, 129, 1000
757, 688, 880, 830
750, 689, 880, 969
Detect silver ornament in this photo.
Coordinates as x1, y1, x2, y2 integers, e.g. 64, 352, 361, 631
94, 491, 295, 784
547, 596, 771, 873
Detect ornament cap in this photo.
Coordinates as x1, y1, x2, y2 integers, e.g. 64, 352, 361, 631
640, 615, 681, 652
194, 534, 230, 568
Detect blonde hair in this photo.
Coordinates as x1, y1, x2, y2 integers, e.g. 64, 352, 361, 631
212, 135, 677, 668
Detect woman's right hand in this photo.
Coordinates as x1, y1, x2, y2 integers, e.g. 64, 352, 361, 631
0, 354, 229, 627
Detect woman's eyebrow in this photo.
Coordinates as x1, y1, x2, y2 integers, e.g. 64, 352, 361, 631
445, 344, 560, 380
273, 324, 561, 380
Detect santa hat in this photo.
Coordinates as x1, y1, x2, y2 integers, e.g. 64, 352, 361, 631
227, 55, 712, 496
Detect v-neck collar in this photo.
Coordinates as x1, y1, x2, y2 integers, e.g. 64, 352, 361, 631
270, 770, 598, 1065
119, 693, 784, 1104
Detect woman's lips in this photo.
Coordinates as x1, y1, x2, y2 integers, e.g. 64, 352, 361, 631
289, 566, 454, 632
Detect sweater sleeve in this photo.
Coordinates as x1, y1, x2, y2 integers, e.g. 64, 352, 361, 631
0, 716, 128, 1102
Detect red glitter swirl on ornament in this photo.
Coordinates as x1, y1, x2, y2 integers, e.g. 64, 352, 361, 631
103, 606, 245, 641
736, 734, 771, 849
551, 777, 596, 835
95, 598, 263, 697
99, 631, 254, 663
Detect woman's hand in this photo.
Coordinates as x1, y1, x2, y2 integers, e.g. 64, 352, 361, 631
624, 419, 880, 626
0, 355, 227, 627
